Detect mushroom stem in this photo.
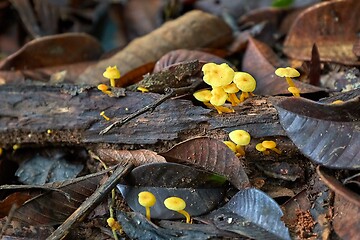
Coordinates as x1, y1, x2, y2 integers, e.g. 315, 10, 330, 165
145, 207, 151, 220
110, 78, 116, 87
178, 210, 191, 223
239, 92, 249, 102
235, 145, 245, 156
228, 93, 241, 106
214, 105, 234, 114
285, 77, 295, 87
270, 147, 282, 154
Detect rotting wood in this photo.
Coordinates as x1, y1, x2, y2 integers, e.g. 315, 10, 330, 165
0, 84, 288, 149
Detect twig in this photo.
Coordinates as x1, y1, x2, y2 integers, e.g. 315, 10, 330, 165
100, 80, 202, 135
46, 161, 134, 240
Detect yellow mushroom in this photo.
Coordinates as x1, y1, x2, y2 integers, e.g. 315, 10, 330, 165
138, 191, 156, 220
287, 86, 301, 97
331, 100, 344, 105
193, 89, 233, 114
137, 86, 149, 93
164, 197, 191, 223
100, 111, 110, 121
233, 72, 256, 103
202, 63, 234, 87
223, 83, 241, 106
255, 143, 270, 155
97, 84, 112, 95
103, 66, 120, 87
229, 130, 251, 156
261, 140, 282, 154
275, 67, 300, 88
107, 217, 122, 232
223, 141, 237, 153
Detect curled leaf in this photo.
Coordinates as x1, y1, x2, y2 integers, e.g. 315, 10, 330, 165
207, 188, 291, 240
275, 97, 360, 169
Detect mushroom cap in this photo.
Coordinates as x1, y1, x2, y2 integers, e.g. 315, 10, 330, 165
138, 191, 156, 207
210, 87, 228, 106
262, 140, 277, 149
202, 63, 234, 87
255, 143, 267, 152
275, 67, 300, 78
223, 83, 239, 93
288, 86, 300, 94
223, 141, 237, 153
229, 130, 251, 146
97, 84, 109, 91
233, 72, 256, 92
193, 89, 212, 102
103, 66, 120, 79
164, 197, 186, 211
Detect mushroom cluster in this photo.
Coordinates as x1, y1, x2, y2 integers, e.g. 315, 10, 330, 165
193, 63, 257, 114
224, 129, 251, 157
256, 140, 282, 155
275, 67, 301, 97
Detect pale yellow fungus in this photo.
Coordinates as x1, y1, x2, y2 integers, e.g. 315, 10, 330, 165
164, 197, 191, 223
233, 72, 256, 103
202, 63, 234, 87
287, 86, 301, 97
138, 191, 156, 220
100, 111, 110, 121
137, 86, 149, 93
103, 66, 120, 87
261, 140, 282, 154
275, 67, 300, 88
229, 130, 251, 156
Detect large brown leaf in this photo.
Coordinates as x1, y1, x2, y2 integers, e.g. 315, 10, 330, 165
283, 0, 360, 65
0, 33, 102, 70
7, 167, 113, 226
78, 10, 233, 86
242, 37, 325, 95
160, 137, 250, 189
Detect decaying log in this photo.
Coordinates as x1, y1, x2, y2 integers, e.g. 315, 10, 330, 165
0, 84, 288, 150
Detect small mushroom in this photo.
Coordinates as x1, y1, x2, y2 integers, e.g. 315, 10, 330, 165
100, 111, 110, 121
229, 130, 251, 156
223, 141, 237, 153
331, 100, 344, 104
193, 89, 233, 114
287, 86, 301, 97
137, 86, 149, 93
103, 66, 121, 87
275, 67, 300, 88
164, 196, 191, 223
107, 217, 121, 231
261, 140, 282, 154
223, 83, 241, 106
255, 143, 270, 155
138, 191, 156, 220
202, 63, 234, 87
233, 72, 256, 103
97, 84, 112, 95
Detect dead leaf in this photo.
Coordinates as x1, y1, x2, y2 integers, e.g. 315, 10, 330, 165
94, 148, 166, 166
283, 0, 360, 65
78, 10, 233, 86
317, 166, 360, 239
153, 49, 231, 73
0, 33, 102, 70
161, 137, 250, 189
9, 167, 113, 226
243, 37, 325, 95
275, 97, 360, 169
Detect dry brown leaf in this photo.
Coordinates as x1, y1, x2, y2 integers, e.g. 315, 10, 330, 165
0, 33, 102, 70
78, 10, 233, 86
283, 0, 360, 65
94, 148, 166, 167
242, 37, 325, 95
